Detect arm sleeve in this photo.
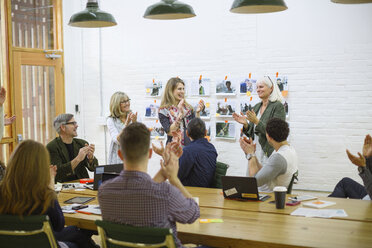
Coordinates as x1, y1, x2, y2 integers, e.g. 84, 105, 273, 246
255, 153, 287, 187
158, 112, 171, 134
178, 149, 195, 182
106, 117, 120, 145
255, 102, 285, 135
360, 157, 372, 199
168, 186, 200, 224
47, 144, 74, 183
46, 200, 65, 232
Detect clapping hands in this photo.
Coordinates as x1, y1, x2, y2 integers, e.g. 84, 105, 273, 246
346, 134, 372, 167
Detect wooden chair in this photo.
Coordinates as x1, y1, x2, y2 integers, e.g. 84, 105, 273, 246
95, 220, 176, 248
210, 161, 229, 189
0, 215, 58, 248
287, 170, 299, 194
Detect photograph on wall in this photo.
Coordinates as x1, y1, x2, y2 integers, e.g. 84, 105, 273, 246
239, 78, 256, 95
283, 101, 289, 118
145, 79, 163, 97
240, 96, 259, 113
144, 99, 160, 119
275, 76, 288, 97
144, 120, 166, 139
190, 75, 211, 96
215, 121, 236, 140
216, 77, 236, 95
189, 99, 211, 119
216, 99, 236, 117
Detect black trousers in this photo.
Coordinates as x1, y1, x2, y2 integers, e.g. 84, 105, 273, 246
329, 177, 367, 199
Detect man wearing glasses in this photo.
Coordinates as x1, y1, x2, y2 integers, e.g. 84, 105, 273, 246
47, 113, 98, 182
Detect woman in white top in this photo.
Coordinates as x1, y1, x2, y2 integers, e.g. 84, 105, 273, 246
107, 92, 137, 164
233, 76, 285, 166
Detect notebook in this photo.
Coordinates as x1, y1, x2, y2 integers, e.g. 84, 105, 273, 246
93, 164, 123, 190
221, 176, 270, 201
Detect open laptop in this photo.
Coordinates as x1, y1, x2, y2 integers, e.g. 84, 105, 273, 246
221, 176, 270, 201
93, 164, 123, 190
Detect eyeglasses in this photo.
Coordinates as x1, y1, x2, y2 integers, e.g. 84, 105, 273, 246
120, 99, 131, 104
64, 121, 77, 126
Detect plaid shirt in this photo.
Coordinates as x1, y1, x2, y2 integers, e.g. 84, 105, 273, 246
98, 170, 200, 248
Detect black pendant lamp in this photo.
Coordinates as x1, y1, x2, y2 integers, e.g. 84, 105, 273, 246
144, 0, 196, 20
331, 0, 372, 3
69, 0, 117, 28
230, 0, 288, 14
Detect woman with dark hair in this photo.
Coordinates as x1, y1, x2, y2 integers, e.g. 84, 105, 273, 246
0, 140, 98, 248
158, 77, 204, 146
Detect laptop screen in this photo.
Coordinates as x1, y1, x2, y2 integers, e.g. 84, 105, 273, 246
221, 176, 269, 201
93, 164, 123, 190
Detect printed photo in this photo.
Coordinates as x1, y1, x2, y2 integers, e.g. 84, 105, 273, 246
239, 78, 256, 94
144, 120, 166, 139
216, 100, 236, 117
240, 96, 259, 113
216, 79, 236, 95
215, 122, 236, 139
144, 100, 160, 118
190, 76, 211, 96
275, 76, 288, 92
145, 79, 163, 97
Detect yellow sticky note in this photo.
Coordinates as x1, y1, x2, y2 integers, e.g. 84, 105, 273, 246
155, 136, 159, 140
216, 113, 220, 117
146, 88, 150, 93
199, 219, 223, 223
206, 102, 210, 108
246, 91, 251, 96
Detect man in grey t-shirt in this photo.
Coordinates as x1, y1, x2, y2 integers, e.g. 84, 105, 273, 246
240, 118, 298, 192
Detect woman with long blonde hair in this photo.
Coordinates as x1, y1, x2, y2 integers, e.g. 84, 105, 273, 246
107, 91, 137, 164
0, 140, 98, 248
159, 77, 204, 146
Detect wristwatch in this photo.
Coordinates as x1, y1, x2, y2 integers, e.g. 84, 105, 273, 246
245, 153, 256, 160
358, 166, 365, 173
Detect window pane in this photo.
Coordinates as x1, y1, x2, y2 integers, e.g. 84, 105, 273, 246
11, 0, 54, 49
21, 65, 55, 144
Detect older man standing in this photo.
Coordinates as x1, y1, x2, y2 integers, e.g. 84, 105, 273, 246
47, 113, 98, 182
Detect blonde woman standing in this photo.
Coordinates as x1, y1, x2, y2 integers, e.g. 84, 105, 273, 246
159, 77, 204, 146
233, 76, 285, 166
107, 91, 137, 164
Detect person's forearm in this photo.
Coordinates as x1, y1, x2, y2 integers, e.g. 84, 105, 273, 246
169, 177, 192, 198
248, 156, 262, 176
153, 170, 166, 183
169, 122, 179, 133
71, 157, 81, 171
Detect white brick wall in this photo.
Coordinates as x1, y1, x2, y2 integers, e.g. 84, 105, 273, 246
63, 0, 372, 191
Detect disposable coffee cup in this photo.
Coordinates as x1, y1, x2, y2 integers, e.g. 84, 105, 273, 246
273, 186, 287, 209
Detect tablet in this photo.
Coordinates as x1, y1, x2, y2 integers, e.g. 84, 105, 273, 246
64, 196, 95, 204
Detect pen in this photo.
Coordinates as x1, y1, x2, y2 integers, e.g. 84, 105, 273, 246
77, 210, 91, 215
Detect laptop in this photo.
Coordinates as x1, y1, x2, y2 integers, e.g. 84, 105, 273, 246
221, 176, 270, 201
93, 164, 123, 190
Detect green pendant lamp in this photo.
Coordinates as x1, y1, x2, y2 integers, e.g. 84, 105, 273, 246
331, 0, 372, 3
144, 0, 196, 20
69, 0, 117, 28
230, 0, 288, 14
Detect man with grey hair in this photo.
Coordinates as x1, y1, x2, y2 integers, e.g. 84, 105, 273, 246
47, 113, 98, 182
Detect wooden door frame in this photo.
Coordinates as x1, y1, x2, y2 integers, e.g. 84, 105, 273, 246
1, 0, 65, 151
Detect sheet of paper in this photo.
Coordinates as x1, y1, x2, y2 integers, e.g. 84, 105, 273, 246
291, 208, 348, 218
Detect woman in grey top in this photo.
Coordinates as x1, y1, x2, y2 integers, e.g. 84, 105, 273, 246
107, 92, 137, 164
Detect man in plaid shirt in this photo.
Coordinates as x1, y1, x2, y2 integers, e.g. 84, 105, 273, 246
98, 122, 200, 247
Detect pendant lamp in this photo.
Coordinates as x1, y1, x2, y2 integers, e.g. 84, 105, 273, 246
230, 0, 288, 14
331, 0, 372, 3
144, 0, 196, 20
69, 0, 117, 28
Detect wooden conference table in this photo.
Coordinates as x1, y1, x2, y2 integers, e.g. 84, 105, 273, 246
62, 186, 372, 223
59, 187, 372, 247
